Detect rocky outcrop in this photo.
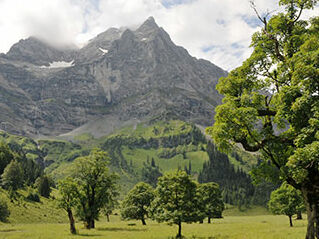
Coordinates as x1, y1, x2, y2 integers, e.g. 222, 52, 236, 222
0, 17, 227, 137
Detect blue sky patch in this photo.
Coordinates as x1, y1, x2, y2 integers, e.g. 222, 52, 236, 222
216, 19, 226, 27
241, 15, 261, 28
161, 0, 195, 8
201, 45, 217, 53
231, 43, 244, 49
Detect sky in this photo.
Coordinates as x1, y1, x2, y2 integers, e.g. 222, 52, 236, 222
0, 0, 318, 71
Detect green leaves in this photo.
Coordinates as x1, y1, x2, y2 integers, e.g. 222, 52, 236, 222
121, 182, 155, 224
268, 183, 304, 217
197, 182, 224, 219
287, 141, 319, 184
208, 0, 319, 192
1, 160, 24, 191
151, 171, 205, 225
57, 177, 79, 211
58, 148, 118, 228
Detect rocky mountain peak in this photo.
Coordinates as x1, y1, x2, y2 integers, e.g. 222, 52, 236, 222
135, 16, 160, 37
0, 17, 227, 137
5, 36, 75, 66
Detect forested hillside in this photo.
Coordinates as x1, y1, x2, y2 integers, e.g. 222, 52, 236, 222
0, 120, 272, 202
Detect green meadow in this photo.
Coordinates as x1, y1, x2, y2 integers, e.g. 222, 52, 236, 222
0, 202, 306, 239
0, 213, 306, 239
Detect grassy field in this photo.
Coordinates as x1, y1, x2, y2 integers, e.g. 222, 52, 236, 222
0, 189, 307, 239
122, 147, 209, 174
0, 213, 307, 239
0, 200, 307, 239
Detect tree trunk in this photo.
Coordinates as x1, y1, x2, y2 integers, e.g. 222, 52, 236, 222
67, 209, 76, 234
289, 215, 293, 227
306, 205, 315, 239
90, 219, 95, 229
208, 217, 211, 224
85, 218, 95, 229
297, 211, 303, 220
302, 187, 319, 239
106, 213, 110, 222
315, 204, 319, 239
141, 217, 146, 225
176, 221, 182, 238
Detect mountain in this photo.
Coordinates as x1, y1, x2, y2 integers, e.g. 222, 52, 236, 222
0, 17, 227, 137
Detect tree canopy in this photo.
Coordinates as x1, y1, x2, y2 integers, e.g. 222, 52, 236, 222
151, 171, 205, 238
197, 182, 224, 223
206, 0, 319, 238
121, 182, 155, 225
73, 149, 118, 229
0, 142, 14, 175
1, 160, 24, 191
268, 183, 304, 227
58, 177, 79, 234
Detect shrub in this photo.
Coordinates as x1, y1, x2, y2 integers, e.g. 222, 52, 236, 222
26, 190, 40, 202
0, 196, 10, 222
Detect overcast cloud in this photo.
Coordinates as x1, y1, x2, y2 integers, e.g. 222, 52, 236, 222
0, 0, 317, 71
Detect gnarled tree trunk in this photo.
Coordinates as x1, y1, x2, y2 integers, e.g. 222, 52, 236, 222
302, 187, 319, 239
67, 209, 76, 234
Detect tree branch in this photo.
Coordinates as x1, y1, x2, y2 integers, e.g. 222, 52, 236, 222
257, 109, 277, 116
235, 137, 264, 152
293, 4, 304, 23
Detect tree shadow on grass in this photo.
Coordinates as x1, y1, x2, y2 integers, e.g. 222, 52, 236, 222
96, 227, 147, 232
0, 229, 21, 233
76, 233, 102, 237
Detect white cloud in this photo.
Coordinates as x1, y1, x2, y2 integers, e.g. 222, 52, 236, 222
0, 0, 317, 70
0, 0, 84, 49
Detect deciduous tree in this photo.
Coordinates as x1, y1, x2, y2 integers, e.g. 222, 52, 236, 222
57, 178, 79, 234
151, 171, 204, 238
121, 182, 155, 225
1, 160, 24, 191
197, 182, 224, 223
268, 183, 304, 227
207, 0, 319, 238
0, 196, 10, 222
73, 149, 118, 229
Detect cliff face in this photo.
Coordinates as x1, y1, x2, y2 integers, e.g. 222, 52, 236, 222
0, 17, 227, 137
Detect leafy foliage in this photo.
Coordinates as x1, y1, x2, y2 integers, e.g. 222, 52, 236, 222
197, 182, 224, 222
57, 177, 79, 234
206, 0, 319, 237
0, 195, 10, 222
268, 183, 304, 227
151, 171, 205, 238
26, 189, 40, 202
121, 182, 155, 225
1, 160, 24, 191
0, 142, 14, 175
36, 175, 54, 198
73, 149, 118, 229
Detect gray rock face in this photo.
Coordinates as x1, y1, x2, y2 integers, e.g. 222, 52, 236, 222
5, 37, 76, 66
0, 17, 227, 137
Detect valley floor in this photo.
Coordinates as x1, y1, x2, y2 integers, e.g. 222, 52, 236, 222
0, 214, 307, 239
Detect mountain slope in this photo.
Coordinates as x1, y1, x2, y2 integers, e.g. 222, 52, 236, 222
0, 17, 227, 137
